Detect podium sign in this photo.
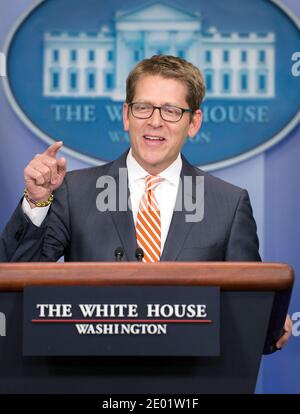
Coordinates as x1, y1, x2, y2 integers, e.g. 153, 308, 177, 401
23, 286, 220, 356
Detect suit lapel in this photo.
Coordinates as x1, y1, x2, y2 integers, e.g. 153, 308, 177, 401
111, 209, 137, 261
107, 152, 137, 261
161, 157, 204, 261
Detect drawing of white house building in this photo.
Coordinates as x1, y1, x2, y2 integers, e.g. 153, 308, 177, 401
43, 1, 275, 100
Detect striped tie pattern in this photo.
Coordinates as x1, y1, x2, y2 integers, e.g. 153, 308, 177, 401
136, 175, 163, 263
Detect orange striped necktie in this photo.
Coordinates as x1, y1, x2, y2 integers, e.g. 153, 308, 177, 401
136, 175, 164, 263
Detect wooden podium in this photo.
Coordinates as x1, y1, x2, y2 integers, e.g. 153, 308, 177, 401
0, 262, 294, 394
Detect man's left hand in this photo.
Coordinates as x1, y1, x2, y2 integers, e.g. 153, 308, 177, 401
276, 315, 293, 350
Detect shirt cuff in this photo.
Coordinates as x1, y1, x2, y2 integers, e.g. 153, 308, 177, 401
22, 196, 50, 227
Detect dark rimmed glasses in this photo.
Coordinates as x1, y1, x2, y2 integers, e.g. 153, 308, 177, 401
129, 102, 195, 122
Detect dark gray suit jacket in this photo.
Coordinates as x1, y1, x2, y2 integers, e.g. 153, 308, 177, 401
0, 152, 260, 262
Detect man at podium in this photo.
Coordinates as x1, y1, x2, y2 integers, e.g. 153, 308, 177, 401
0, 55, 291, 348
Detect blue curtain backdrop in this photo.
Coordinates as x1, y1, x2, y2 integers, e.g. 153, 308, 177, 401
0, 0, 299, 393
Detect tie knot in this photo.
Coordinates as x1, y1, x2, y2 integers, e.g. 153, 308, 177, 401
145, 175, 163, 192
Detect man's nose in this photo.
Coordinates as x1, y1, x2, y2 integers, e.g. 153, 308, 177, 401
148, 107, 163, 127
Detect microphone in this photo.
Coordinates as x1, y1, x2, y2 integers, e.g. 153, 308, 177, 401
114, 247, 124, 262
135, 247, 144, 262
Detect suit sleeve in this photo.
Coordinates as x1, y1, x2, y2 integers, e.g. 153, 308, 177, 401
0, 180, 70, 262
225, 189, 261, 261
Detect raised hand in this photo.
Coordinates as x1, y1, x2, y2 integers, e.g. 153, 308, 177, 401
24, 141, 67, 207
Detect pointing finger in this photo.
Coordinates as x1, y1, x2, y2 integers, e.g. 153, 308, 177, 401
45, 141, 63, 158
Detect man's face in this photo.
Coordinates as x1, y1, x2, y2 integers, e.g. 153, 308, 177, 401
123, 75, 202, 174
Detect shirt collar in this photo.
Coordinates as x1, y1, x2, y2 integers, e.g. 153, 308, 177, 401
126, 148, 182, 186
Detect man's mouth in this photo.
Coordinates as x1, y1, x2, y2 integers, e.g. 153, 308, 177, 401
143, 135, 166, 141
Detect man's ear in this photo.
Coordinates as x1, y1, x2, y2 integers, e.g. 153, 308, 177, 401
188, 109, 202, 139
123, 103, 129, 131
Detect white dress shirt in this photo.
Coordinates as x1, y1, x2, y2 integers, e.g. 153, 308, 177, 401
126, 149, 182, 253
22, 150, 182, 254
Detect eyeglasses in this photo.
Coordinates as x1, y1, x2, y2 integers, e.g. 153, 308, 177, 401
129, 102, 195, 123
